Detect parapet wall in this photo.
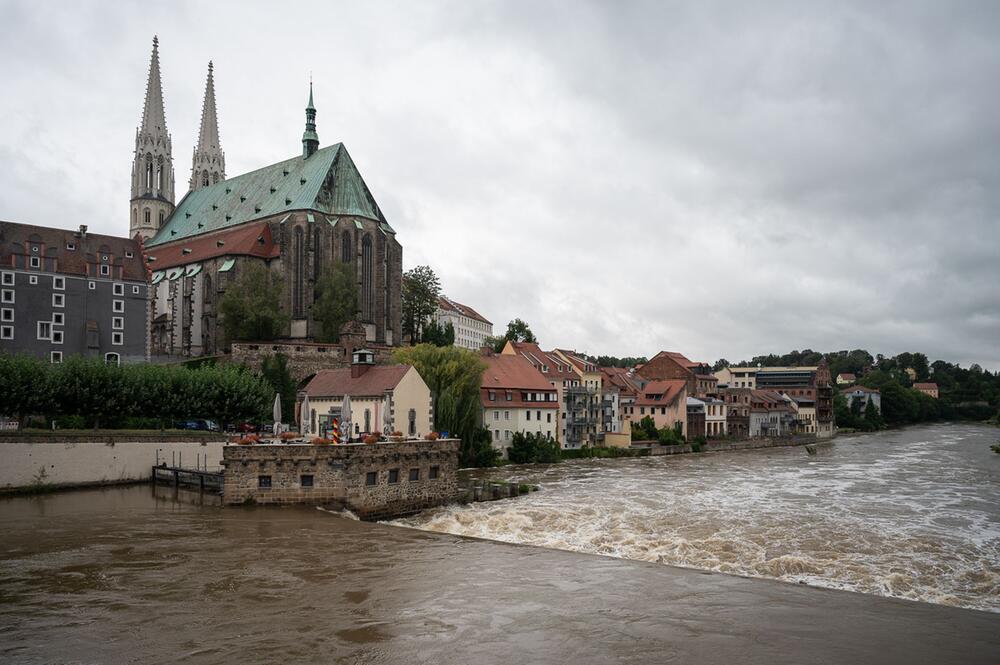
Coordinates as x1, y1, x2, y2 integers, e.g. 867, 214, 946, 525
230, 339, 394, 383
221, 438, 460, 519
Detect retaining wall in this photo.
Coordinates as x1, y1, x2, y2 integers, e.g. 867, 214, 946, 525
0, 439, 226, 492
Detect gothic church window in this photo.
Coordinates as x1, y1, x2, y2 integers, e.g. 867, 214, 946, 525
293, 226, 305, 318
145, 157, 153, 189
361, 234, 373, 322
202, 170, 209, 187
158, 210, 164, 226
144, 208, 151, 226
156, 156, 164, 190
313, 227, 321, 288
341, 231, 352, 263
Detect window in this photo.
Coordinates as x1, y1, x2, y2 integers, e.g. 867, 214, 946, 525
388, 468, 399, 484
1, 326, 12, 339
50, 351, 62, 363
300, 474, 314, 488
429, 465, 439, 480
1, 272, 12, 285
112, 317, 124, 330
408, 468, 420, 482
105, 352, 120, 366
494, 429, 500, 440
52, 312, 63, 325
537, 410, 541, 420
493, 411, 499, 421
88, 281, 95, 290
125, 250, 133, 258
53, 293, 64, 308
366, 471, 378, 486
505, 391, 512, 401
488, 391, 496, 401
37, 321, 51, 340
341, 231, 352, 263
100, 265, 110, 276
547, 413, 552, 423
113, 283, 124, 296
29, 256, 40, 268
504, 410, 510, 420
29, 275, 38, 285
132, 285, 140, 295
52, 330, 63, 345
408, 408, 416, 436
258, 475, 272, 489
67, 243, 76, 250
112, 332, 123, 345
1, 289, 12, 304
526, 411, 531, 421
113, 300, 124, 313
1, 308, 11, 322
293, 227, 305, 317
53, 276, 65, 290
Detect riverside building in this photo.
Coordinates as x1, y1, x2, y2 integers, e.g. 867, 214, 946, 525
0, 221, 148, 364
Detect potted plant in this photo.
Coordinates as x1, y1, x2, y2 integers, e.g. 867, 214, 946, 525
424, 431, 440, 441
363, 434, 379, 444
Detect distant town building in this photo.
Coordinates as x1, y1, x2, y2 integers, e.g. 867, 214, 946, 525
600, 366, 641, 434
552, 349, 604, 447
749, 390, 794, 437
913, 382, 939, 399
702, 396, 728, 437
301, 350, 433, 440
719, 387, 752, 439
841, 385, 882, 413
0, 221, 149, 365
714, 366, 757, 389
480, 353, 559, 452
433, 296, 492, 350
687, 398, 706, 439
501, 341, 580, 446
638, 351, 716, 397
836, 373, 857, 385
634, 379, 688, 437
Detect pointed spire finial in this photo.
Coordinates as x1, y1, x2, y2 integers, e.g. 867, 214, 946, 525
302, 79, 319, 158
190, 60, 225, 190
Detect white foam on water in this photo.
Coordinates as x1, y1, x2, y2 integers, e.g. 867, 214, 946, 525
393, 424, 1000, 612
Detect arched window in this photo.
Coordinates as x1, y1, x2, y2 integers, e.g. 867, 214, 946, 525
158, 210, 165, 226
364, 409, 371, 433
104, 352, 120, 366
202, 170, 209, 187
341, 231, 352, 263
144, 208, 151, 226
145, 157, 153, 189
212, 173, 219, 184
156, 156, 164, 190
313, 226, 321, 286
293, 226, 305, 318
131, 208, 137, 226
203, 274, 212, 302
361, 234, 373, 321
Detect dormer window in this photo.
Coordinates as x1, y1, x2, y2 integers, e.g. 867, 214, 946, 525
66, 243, 75, 251
488, 391, 496, 401
125, 250, 133, 258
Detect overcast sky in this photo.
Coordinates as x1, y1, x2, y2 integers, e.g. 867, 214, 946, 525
1, 0, 998, 369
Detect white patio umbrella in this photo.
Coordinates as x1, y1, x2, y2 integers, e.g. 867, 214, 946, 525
382, 393, 393, 435
272, 394, 282, 436
340, 394, 353, 442
299, 393, 310, 436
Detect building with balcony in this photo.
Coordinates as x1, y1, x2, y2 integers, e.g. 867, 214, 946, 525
480, 353, 559, 453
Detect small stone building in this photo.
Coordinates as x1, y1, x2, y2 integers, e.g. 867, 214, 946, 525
221, 438, 459, 519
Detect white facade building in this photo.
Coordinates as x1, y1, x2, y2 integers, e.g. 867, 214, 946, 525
433, 295, 492, 350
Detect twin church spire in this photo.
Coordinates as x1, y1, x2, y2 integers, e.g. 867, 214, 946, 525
129, 36, 320, 240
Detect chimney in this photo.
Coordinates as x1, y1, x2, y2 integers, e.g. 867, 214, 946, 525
351, 349, 375, 378
78, 224, 88, 238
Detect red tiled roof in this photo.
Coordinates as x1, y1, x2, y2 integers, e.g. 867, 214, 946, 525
600, 367, 640, 396
437, 295, 492, 325
651, 350, 710, 370
913, 383, 938, 391
634, 379, 686, 407
304, 365, 412, 398
838, 373, 857, 380
144, 221, 279, 270
0, 220, 146, 281
507, 341, 577, 380
482, 355, 555, 391
555, 349, 598, 373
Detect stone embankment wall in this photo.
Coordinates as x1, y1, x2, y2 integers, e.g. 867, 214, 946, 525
230, 339, 394, 383
0, 439, 226, 492
634, 436, 822, 456
221, 439, 460, 519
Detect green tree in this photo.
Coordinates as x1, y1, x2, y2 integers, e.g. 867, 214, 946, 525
0, 354, 54, 426
260, 354, 297, 424
422, 320, 455, 347
863, 399, 884, 430
401, 265, 441, 344
218, 263, 289, 344
504, 318, 537, 344
508, 431, 561, 464
463, 427, 503, 468
394, 344, 488, 464
51, 357, 131, 429
312, 263, 358, 342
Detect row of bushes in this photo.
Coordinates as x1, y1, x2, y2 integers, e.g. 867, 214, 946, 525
0, 354, 274, 429
630, 416, 686, 445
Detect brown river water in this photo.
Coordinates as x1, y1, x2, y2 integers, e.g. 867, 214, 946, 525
0, 423, 998, 664
397, 423, 1000, 612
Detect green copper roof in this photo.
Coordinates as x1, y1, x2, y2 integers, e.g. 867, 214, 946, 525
147, 143, 391, 247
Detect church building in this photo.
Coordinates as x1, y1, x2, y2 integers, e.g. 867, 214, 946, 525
131, 37, 403, 358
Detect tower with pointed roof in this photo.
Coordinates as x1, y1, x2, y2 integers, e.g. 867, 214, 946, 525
190, 61, 225, 191
130, 36, 176, 241
302, 82, 319, 158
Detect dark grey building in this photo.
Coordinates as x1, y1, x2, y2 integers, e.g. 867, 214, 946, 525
0, 221, 149, 364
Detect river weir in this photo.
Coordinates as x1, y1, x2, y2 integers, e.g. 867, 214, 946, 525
395, 423, 1000, 612
0, 424, 997, 663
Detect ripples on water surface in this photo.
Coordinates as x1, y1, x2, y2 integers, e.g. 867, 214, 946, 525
394, 424, 1000, 611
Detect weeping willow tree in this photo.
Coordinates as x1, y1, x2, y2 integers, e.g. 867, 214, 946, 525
393, 344, 497, 466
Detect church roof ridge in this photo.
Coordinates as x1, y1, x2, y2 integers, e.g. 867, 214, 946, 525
147, 142, 391, 247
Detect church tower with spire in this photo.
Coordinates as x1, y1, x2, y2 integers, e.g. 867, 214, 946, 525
130, 36, 175, 240
302, 82, 319, 158
190, 61, 225, 191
